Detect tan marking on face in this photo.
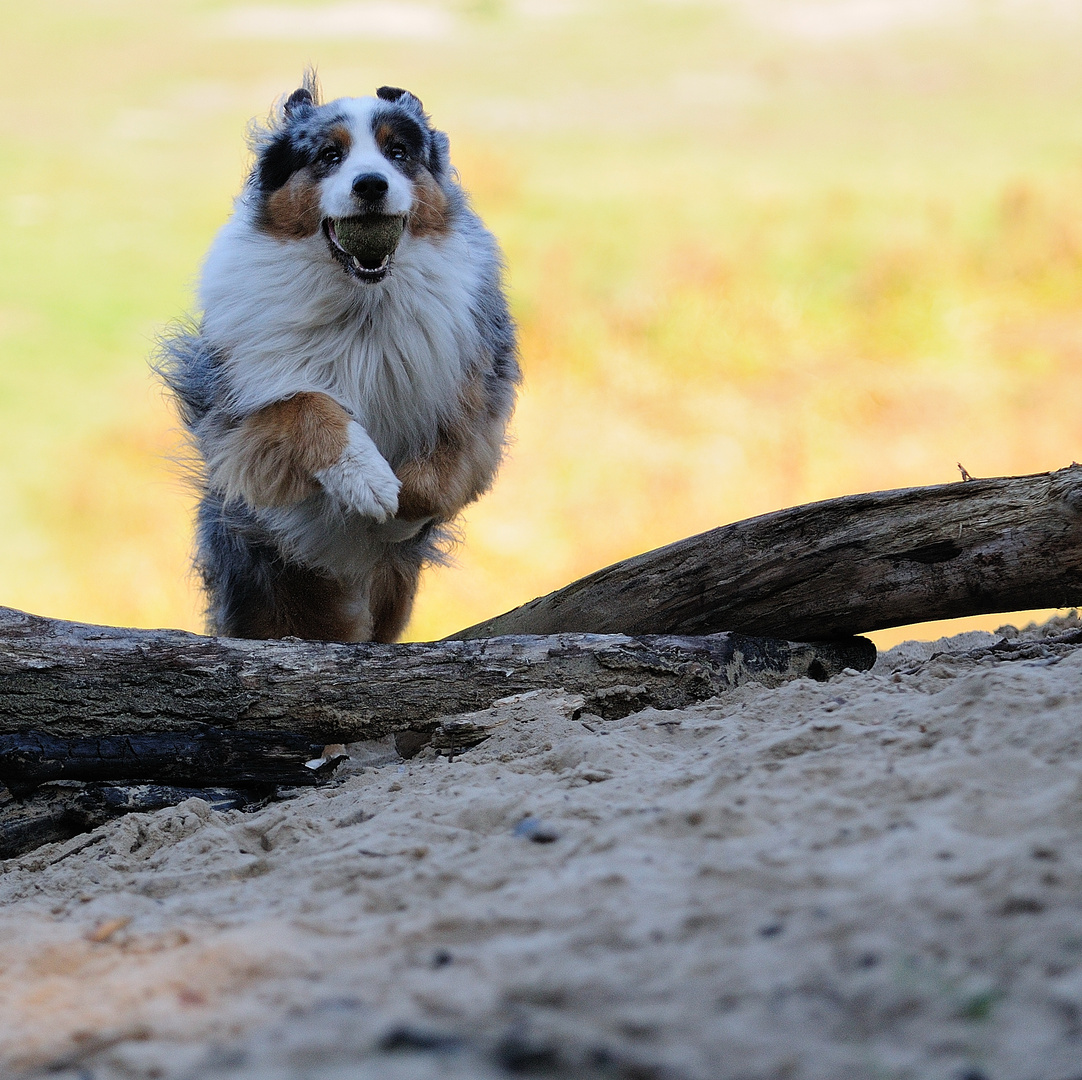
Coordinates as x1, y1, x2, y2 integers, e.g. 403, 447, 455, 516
407, 170, 452, 238
395, 370, 507, 520
260, 170, 323, 239
210, 392, 351, 508
374, 122, 397, 153
326, 124, 352, 151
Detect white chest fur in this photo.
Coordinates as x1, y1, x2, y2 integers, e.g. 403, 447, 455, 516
199, 207, 485, 466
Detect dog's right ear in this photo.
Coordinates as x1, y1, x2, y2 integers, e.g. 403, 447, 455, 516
284, 87, 315, 120
283, 68, 322, 121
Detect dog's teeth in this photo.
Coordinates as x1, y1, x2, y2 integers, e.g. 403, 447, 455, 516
352, 256, 362, 269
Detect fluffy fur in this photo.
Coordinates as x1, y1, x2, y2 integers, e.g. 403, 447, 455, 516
159, 75, 519, 642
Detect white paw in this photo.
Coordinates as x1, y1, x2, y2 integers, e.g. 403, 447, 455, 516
314, 422, 400, 521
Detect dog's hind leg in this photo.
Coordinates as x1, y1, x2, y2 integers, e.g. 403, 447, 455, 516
196, 495, 368, 641
219, 556, 366, 641
368, 552, 424, 644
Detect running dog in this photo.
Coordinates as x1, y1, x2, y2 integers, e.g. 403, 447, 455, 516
160, 73, 519, 642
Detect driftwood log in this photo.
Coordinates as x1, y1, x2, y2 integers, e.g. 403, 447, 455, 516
452, 466, 1082, 641
0, 606, 874, 796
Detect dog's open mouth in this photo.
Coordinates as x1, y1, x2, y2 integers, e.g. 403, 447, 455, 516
324, 215, 405, 283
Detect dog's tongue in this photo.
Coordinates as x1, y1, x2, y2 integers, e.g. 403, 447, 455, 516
333, 215, 405, 268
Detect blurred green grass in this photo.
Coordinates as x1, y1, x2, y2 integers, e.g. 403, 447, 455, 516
1, 0, 1080, 645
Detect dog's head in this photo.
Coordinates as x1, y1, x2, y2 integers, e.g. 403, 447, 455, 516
249, 76, 453, 284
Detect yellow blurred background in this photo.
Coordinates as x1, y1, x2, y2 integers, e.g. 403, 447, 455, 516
1, 0, 1080, 648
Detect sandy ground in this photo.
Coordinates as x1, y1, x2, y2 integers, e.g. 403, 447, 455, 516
2, 618, 1082, 1080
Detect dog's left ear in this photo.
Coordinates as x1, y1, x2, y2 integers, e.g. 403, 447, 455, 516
377, 85, 424, 112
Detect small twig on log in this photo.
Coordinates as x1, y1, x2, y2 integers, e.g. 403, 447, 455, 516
450, 466, 1082, 642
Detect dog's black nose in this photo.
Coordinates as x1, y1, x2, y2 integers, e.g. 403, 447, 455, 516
352, 173, 389, 201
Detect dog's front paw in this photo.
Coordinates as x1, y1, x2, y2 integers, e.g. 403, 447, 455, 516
314, 422, 401, 521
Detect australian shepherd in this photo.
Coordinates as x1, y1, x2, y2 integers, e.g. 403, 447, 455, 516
159, 73, 519, 643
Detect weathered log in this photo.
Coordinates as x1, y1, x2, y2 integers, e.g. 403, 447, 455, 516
0, 782, 267, 860
450, 466, 1082, 641
0, 607, 873, 746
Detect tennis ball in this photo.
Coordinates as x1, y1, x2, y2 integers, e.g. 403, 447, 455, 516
333, 215, 405, 267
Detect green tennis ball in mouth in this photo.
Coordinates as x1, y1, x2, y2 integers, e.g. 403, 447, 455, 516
333, 215, 405, 268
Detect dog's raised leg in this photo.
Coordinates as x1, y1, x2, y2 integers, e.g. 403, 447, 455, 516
209, 391, 399, 518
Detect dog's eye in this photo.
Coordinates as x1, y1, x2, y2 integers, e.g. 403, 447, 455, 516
316, 146, 343, 168
388, 144, 409, 162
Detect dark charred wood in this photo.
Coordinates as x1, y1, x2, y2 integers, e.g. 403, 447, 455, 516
450, 466, 1082, 641
0, 730, 334, 793
0, 782, 268, 860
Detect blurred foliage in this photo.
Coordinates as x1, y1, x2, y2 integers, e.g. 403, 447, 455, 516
1, 0, 1080, 645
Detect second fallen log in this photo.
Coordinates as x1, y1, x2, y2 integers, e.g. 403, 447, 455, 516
450, 466, 1082, 642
